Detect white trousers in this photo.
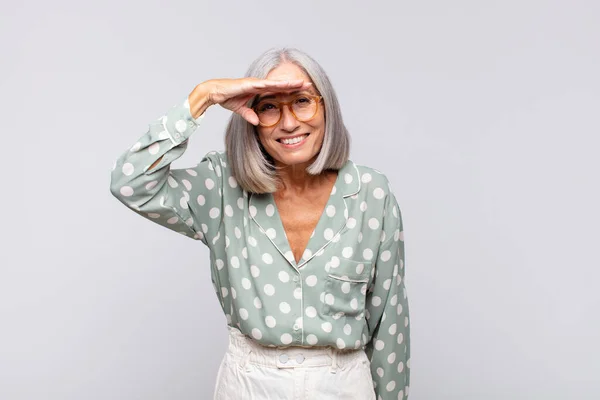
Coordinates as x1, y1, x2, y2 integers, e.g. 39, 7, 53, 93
213, 326, 376, 400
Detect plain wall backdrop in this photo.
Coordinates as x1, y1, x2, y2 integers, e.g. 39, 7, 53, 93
1, 0, 599, 399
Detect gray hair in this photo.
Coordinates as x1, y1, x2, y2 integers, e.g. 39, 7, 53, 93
224, 47, 351, 194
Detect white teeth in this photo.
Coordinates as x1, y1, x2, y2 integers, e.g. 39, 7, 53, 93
281, 134, 308, 145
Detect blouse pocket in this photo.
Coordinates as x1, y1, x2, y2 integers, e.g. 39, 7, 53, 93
322, 259, 372, 317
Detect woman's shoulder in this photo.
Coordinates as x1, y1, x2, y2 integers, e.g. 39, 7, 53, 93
351, 160, 395, 195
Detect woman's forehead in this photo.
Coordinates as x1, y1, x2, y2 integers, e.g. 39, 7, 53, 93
255, 89, 318, 102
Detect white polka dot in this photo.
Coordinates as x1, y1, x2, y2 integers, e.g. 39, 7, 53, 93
266, 228, 276, 239
251, 328, 262, 340
305, 306, 317, 318
368, 218, 380, 229
228, 176, 238, 188
265, 204, 275, 216
386, 381, 396, 392
383, 279, 392, 290
262, 253, 273, 264
346, 218, 357, 229
122, 163, 134, 176
302, 249, 312, 260
387, 352, 396, 364
265, 316, 276, 328
397, 361, 404, 373
249, 206, 257, 217
356, 263, 365, 274
167, 216, 178, 224
279, 271, 290, 282
326, 205, 336, 217
215, 259, 224, 270
363, 249, 373, 260
324, 228, 334, 240
325, 294, 334, 305
344, 173, 353, 184
293, 287, 302, 299
221, 287, 228, 297
377, 367, 384, 377
205, 178, 215, 189
372, 296, 382, 306
254, 297, 262, 309
342, 247, 354, 258
241, 278, 251, 289
373, 187, 385, 199
130, 142, 141, 152
281, 334, 293, 345
234, 227, 242, 239
225, 205, 233, 217
185, 169, 197, 177
197, 195, 205, 206
375, 340, 385, 350
175, 119, 187, 133
145, 181, 158, 190
120, 186, 133, 197
340, 282, 351, 294
250, 265, 260, 277
361, 173, 372, 183
239, 308, 249, 320
305, 275, 318, 287
209, 208, 220, 218
230, 256, 239, 268
148, 213, 160, 219
381, 250, 391, 261
148, 142, 160, 155
350, 298, 358, 309
264, 284, 275, 296
343, 324, 352, 335
397, 332, 404, 344
306, 334, 318, 345
167, 176, 178, 188
321, 322, 332, 332
360, 201, 367, 212
330, 257, 340, 268
279, 302, 291, 313
336, 338, 346, 349
248, 236, 257, 246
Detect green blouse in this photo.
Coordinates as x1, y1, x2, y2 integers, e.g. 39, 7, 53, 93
110, 96, 411, 399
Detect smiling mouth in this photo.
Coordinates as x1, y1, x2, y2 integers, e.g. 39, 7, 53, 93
277, 133, 310, 145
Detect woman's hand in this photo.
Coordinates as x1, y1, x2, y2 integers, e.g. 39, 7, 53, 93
188, 78, 312, 125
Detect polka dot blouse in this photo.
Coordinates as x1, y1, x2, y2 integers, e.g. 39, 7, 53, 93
110, 96, 411, 399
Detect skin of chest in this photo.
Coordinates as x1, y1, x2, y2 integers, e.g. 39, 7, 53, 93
273, 172, 337, 264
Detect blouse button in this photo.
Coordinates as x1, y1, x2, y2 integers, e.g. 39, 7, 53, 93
279, 354, 289, 363
293, 276, 299, 282
293, 324, 299, 330
295, 354, 305, 364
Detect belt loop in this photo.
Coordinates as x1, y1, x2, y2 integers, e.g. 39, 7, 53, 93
329, 348, 338, 374
240, 347, 253, 372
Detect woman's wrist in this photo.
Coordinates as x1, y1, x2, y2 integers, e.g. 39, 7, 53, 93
188, 81, 214, 119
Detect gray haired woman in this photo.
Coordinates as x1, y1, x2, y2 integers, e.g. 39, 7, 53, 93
110, 47, 410, 399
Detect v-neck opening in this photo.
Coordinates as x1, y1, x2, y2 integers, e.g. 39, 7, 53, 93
269, 170, 339, 267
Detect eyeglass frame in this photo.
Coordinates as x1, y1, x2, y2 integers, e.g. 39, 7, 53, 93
251, 94, 323, 128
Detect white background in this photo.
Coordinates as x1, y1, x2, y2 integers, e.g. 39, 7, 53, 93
1, 0, 599, 398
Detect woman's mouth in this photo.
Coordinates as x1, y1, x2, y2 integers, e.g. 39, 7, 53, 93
277, 134, 309, 148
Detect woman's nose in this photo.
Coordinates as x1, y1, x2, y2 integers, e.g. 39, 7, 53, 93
280, 105, 300, 131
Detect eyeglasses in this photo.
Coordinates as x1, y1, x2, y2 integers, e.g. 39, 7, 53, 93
252, 94, 323, 127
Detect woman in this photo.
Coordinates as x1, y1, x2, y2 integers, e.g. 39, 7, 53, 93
110, 47, 410, 400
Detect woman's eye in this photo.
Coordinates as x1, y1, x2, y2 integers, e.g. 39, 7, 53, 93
257, 103, 277, 112
295, 97, 311, 104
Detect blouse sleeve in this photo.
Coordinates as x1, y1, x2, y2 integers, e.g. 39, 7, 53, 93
364, 181, 411, 399
109, 96, 225, 246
